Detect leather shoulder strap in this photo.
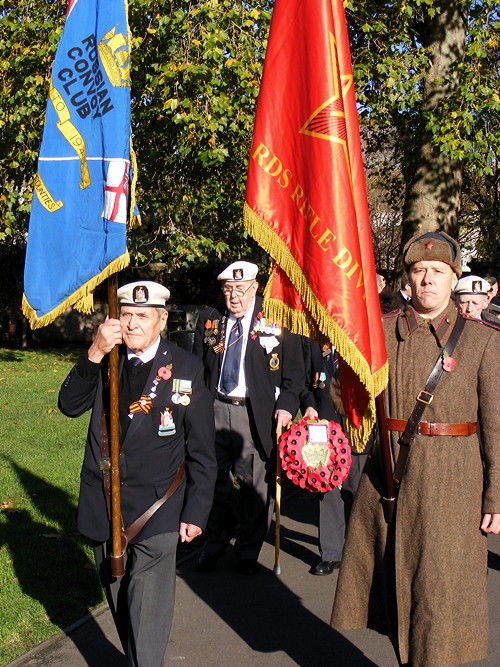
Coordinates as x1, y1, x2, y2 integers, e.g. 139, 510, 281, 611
393, 314, 465, 483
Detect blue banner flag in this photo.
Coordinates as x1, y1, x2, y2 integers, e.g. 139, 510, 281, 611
23, 0, 139, 328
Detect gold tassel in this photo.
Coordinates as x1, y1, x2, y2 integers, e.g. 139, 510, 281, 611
22, 251, 130, 329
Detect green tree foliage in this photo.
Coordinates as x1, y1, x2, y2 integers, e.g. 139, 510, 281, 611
346, 0, 500, 257
0, 0, 272, 273
127, 0, 272, 270
0, 0, 64, 241
1, 0, 498, 276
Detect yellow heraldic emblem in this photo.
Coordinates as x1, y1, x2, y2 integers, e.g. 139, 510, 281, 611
34, 172, 63, 213
49, 81, 90, 190
299, 33, 354, 187
98, 26, 131, 87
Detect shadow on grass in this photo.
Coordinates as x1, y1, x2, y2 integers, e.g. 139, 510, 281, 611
0, 349, 24, 362
1, 457, 125, 665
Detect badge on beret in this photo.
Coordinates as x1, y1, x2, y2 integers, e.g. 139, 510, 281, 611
133, 285, 148, 303
233, 268, 243, 280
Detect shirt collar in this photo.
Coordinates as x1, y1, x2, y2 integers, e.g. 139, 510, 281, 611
126, 336, 161, 363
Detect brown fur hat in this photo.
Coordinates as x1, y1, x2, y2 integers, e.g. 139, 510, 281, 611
403, 231, 462, 277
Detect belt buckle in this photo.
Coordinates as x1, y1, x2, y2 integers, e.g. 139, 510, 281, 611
416, 390, 433, 405
232, 398, 243, 406
99, 457, 111, 471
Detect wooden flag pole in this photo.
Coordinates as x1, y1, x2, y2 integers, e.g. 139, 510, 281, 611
273, 427, 283, 575
108, 273, 125, 577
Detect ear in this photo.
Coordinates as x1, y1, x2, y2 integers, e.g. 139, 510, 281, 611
451, 273, 458, 290
160, 310, 169, 332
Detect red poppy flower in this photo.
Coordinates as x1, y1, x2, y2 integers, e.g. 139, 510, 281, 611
442, 356, 456, 372
157, 366, 172, 380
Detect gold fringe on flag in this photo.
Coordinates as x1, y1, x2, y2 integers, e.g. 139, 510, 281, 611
244, 202, 388, 452
22, 251, 130, 329
128, 141, 141, 230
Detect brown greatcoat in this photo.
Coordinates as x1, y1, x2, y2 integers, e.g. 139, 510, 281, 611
331, 301, 500, 666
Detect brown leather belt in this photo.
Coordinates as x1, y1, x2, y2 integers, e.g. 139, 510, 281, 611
387, 418, 477, 436
216, 392, 247, 406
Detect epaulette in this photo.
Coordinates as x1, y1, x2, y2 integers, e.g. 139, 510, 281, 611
478, 317, 500, 332
382, 308, 401, 319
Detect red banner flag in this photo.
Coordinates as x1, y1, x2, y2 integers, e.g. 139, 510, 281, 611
243, 0, 388, 449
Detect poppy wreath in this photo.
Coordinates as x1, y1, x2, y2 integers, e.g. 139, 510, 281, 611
278, 418, 352, 492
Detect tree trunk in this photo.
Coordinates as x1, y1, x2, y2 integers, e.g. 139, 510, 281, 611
401, 1, 467, 246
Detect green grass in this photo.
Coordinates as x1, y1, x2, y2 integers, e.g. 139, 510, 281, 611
0, 347, 105, 664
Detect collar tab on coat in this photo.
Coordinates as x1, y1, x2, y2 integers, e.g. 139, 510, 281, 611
397, 302, 457, 346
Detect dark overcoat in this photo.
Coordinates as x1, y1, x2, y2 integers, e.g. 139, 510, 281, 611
59, 338, 217, 543
331, 302, 500, 666
193, 295, 304, 457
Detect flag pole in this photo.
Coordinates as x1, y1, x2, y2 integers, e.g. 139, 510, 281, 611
273, 427, 283, 575
107, 273, 125, 577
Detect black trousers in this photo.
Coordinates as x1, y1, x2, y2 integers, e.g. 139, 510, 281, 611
94, 532, 178, 667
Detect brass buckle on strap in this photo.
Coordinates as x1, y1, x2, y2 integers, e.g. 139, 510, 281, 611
416, 390, 433, 405
99, 457, 111, 471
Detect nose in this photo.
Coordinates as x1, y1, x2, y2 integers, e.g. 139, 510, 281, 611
127, 313, 139, 329
421, 270, 431, 285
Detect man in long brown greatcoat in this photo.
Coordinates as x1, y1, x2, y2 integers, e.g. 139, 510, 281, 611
331, 232, 500, 666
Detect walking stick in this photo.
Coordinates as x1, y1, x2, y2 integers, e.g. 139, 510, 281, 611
273, 426, 283, 575
108, 274, 125, 577
375, 391, 396, 523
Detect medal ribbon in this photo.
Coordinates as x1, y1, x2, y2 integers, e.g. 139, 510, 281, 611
129, 395, 153, 414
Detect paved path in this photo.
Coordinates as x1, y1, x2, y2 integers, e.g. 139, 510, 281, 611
8, 491, 500, 666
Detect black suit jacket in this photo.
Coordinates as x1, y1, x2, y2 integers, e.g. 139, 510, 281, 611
193, 295, 304, 457
59, 338, 217, 543
299, 337, 340, 422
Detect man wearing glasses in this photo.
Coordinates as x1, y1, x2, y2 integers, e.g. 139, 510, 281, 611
193, 261, 304, 575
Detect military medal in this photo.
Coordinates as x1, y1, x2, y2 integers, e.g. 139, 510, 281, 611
312, 372, 319, 389
318, 372, 327, 389
322, 343, 331, 357
129, 395, 153, 414
128, 363, 173, 418
158, 408, 176, 436
269, 353, 280, 371
172, 378, 193, 405
212, 316, 226, 354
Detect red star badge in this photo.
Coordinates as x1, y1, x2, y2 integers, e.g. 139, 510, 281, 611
425, 242, 433, 249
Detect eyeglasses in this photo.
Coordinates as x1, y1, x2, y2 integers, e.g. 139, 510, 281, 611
221, 282, 255, 297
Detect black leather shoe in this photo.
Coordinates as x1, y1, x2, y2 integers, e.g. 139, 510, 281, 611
311, 560, 340, 576
196, 550, 218, 573
238, 559, 260, 576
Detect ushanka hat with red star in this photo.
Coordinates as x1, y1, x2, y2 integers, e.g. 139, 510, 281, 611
403, 231, 462, 277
